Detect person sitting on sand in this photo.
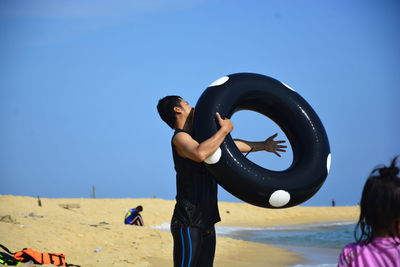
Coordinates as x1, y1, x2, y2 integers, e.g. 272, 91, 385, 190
338, 156, 400, 267
124, 205, 144, 226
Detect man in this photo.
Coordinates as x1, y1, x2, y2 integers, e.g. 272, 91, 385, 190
157, 96, 286, 267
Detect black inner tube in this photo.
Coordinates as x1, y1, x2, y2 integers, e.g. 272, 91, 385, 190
194, 73, 331, 208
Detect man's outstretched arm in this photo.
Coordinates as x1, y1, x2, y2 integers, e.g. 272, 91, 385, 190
234, 133, 287, 157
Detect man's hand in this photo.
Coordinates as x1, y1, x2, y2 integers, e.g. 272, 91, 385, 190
215, 112, 233, 134
263, 133, 287, 157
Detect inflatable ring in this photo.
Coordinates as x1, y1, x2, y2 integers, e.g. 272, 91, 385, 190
194, 73, 331, 208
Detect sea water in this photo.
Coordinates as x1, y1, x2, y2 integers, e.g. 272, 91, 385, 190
151, 221, 357, 267
216, 221, 356, 267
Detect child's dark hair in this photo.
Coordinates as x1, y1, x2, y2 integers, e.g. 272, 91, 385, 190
157, 95, 182, 129
355, 156, 400, 244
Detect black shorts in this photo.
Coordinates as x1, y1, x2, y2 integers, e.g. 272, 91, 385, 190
171, 225, 216, 267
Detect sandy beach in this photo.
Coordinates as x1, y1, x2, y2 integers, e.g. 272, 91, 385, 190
0, 196, 358, 266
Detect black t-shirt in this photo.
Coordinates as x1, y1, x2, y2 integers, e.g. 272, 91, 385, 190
170, 129, 221, 230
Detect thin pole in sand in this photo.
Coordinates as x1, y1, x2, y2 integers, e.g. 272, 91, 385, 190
91, 185, 96, 199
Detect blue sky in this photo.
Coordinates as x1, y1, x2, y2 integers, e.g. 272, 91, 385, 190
1, 0, 399, 206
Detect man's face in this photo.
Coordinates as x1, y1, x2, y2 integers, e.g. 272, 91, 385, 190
179, 99, 193, 114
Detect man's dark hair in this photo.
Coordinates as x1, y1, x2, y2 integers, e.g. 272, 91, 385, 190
355, 156, 400, 244
157, 95, 182, 129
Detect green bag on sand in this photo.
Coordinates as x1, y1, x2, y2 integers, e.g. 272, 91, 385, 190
0, 252, 20, 266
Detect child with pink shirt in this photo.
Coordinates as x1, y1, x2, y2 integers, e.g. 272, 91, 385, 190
338, 156, 400, 267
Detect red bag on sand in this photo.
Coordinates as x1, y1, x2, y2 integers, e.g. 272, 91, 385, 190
0, 244, 80, 267
13, 248, 67, 266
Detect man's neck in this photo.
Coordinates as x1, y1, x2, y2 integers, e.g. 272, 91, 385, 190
175, 109, 194, 132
